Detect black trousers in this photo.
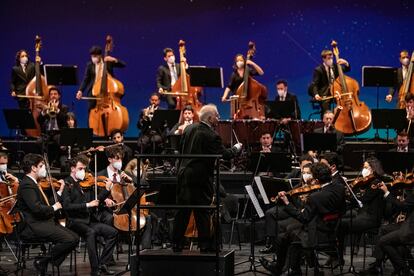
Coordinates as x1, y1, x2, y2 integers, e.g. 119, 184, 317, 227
264, 205, 292, 238
69, 221, 117, 271
319, 99, 332, 119
137, 133, 163, 154
24, 221, 79, 266
274, 223, 305, 272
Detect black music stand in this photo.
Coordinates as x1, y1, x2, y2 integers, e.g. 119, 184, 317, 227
188, 66, 224, 103
265, 101, 296, 119
44, 64, 78, 86
60, 128, 93, 148
375, 151, 414, 174
259, 176, 293, 200
371, 109, 406, 142
151, 110, 181, 132
303, 133, 337, 152
248, 152, 291, 173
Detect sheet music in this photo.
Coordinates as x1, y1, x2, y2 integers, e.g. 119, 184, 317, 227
245, 185, 264, 218
254, 176, 269, 205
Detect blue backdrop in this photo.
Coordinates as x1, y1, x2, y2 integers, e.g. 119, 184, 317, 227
0, 0, 412, 138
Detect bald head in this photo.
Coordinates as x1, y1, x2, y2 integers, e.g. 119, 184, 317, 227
199, 104, 220, 126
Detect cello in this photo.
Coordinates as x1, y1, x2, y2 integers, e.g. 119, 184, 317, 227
89, 35, 129, 137
235, 42, 267, 120
331, 41, 371, 135
398, 51, 414, 109
0, 174, 20, 235
25, 35, 49, 137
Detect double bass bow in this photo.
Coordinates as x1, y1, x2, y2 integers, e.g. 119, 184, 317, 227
235, 42, 267, 120
398, 51, 414, 109
89, 35, 129, 137
330, 40, 371, 135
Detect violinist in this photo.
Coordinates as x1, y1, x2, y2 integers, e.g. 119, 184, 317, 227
313, 110, 345, 153
137, 93, 164, 154
10, 49, 35, 109
385, 50, 414, 105
221, 53, 264, 102
308, 49, 350, 117
260, 163, 346, 276
62, 155, 117, 276
110, 129, 133, 168
16, 154, 78, 276
170, 105, 195, 135
75, 46, 126, 110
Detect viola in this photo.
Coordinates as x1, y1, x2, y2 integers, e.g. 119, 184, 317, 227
398, 51, 414, 109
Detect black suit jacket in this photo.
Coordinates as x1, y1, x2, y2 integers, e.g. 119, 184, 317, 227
10, 62, 36, 95
308, 63, 351, 97
313, 127, 345, 153
78, 60, 126, 96
17, 175, 55, 223
274, 92, 301, 120
156, 63, 181, 91
385, 190, 414, 241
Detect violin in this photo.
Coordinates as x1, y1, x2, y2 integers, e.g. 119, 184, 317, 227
270, 183, 321, 202
350, 175, 376, 189
39, 177, 62, 190
398, 51, 414, 109
79, 173, 107, 189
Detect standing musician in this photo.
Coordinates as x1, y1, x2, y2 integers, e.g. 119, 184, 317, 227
172, 104, 242, 252
10, 49, 35, 109
273, 79, 301, 120
313, 110, 345, 153
156, 47, 186, 109
170, 105, 195, 135
137, 93, 164, 153
62, 155, 117, 276
221, 53, 264, 102
385, 50, 414, 105
405, 93, 414, 140
260, 163, 346, 275
75, 46, 126, 110
16, 154, 78, 276
110, 129, 133, 168
308, 49, 350, 117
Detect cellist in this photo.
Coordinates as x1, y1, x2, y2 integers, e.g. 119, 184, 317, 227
75, 46, 126, 111
10, 49, 35, 109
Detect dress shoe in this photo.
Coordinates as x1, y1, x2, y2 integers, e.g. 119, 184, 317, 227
259, 245, 275, 254
99, 264, 115, 275
259, 257, 282, 276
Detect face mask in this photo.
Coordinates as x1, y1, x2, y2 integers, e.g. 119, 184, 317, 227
113, 161, 122, 171
20, 57, 28, 65
361, 168, 371, 178
0, 164, 7, 173
75, 169, 85, 181
91, 56, 100, 64
167, 56, 175, 64
402, 57, 410, 66
325, 59, 333, 67
236, 61, 244, 69
37, 166, 47, 179
302, 173, 312, 183
277, 89, 286, 97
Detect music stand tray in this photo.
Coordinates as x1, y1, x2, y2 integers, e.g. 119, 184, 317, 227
248, 152, 291, 173
303, 133, 337, 152
362, 66, 397, 87
151, 110, 181, 131
3, 109, 36, 130
265, 101, 295, 119
44, 64, 78, 86
375, 151, 414, 174
188, 66, 224, 88
60, 128, 93, 148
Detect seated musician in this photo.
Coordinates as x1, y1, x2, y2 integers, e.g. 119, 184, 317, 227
308, 49, 350, 117
313, 110, 345, 153
156, 47, 185, 109
273, 79, 301, 121
221, 53, 264, 102
0, 149, 19, 185
170, 105, 195, 135
337, 157, 386, 264
260, 162, 346, 275
76, 46, 126, 110
110, 129, 133, 168
385, 50, 414, 105
258, 132, 277, 153
62, 155, 117, 276
360, 181, 414, 276
10, 49, 35, 109
59, 112, 78, 171
16, 154, 78, 276
388, 131, 413, 152
137, 93, 164, 154
260, 154, 314, 254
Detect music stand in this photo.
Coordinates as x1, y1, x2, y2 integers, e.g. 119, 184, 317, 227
44, 64, 78, 86
375, 151, 414, 174
371, 109, 406, 142
60, 128, 93, 148
248, 152, 291, 173
188, 66, 224, 104
303, 133, 337, 152
259, 176, 292, 202
150, 110, 181, 132
265, 101, 296, 119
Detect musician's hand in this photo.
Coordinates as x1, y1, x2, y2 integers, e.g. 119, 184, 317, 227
337, 58, 349, 66
315, 94, 322, 101
158, 87, 164, 94
4, 172, 18, 184
104, 198, 115, 207
261, 147, 271, 153
278, 191, 289, 205
233, 143, 243, 152
11, 91, 16, 97
378, 182, 388, 193
76, 90, 82, 100
52, 202, 62, 211
104, 179, 113, 191
221, 96, 227, 102
246, 60, 253, 66
57, 179, 65, 193
120, 171, 132, 182
371, 183, 378, 190
104, 56, 117, 63
87, 199, 99, 208
385, 94, 392, 103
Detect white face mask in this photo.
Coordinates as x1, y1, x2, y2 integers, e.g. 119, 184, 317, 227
91, 56, 100, 64
325, 59, 333, 67
167, 55, 175, 64
37, 166, 47, 179
75, 169, 86, 181
361, 168, 371, 178
402, 57, 410, 66
236, 61, 244, 69
277, 89, 286, 97
302, 173, 313, 183
0, 164, 7, 173
20, 57, 28, 65
113, 161, 122, 171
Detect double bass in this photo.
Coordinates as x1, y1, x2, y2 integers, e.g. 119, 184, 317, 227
331, 41, 371, 135
398, 51, 414, 109
25, 35, 49, 137
235, 42, 267, 120
89, 35, 129, 137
